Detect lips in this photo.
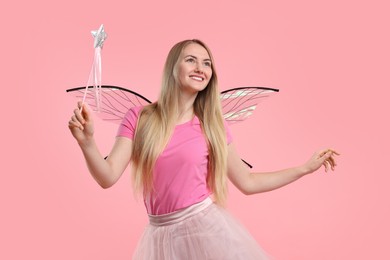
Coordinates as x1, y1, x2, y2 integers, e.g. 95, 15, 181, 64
189, 75, 204, 81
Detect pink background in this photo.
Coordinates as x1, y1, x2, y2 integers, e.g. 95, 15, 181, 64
1, 0, 389, 259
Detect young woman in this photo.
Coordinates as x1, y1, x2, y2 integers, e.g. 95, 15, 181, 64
68, 39, 338, 259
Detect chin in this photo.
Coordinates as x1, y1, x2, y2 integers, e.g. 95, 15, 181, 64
182, 84, 207, 94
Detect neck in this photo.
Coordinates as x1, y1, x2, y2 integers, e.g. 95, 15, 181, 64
177, 91, 197, 124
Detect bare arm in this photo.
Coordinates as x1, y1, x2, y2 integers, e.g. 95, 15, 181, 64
227, 143, 339, 195
68, 102, 132, 188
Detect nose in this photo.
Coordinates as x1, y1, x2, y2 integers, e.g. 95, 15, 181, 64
194, 62, 203, 74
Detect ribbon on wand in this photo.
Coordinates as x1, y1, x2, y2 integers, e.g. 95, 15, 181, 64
80, 24, 107, 113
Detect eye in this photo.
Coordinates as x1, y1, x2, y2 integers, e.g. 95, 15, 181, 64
204, 61, 211, 67
185, 58, 195, 63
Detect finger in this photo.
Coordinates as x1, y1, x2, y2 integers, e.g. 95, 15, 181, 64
77, 101, 87, 118
318, 149, 329, 158
324, 160, 331, 172
324, 154, 334, 166
326, 160, 334, 172
328, 156, 337, 168
332, 150, 340, 156
70, 115, 84, 130
332, 155, 337, 166
319, 149, 340, 159
321, 150, 333, 160
76, 102, 92, 121
326, 158, 335, 171
68, 120, 84, 131
74, 108, 85, 124
317, 152, 326, 160
81, 103, 92, 121
323, 161, 329, 172
77, 101, 83, 109
327, 149, 340, 156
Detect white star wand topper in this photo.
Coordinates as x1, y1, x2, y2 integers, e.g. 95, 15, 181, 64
80, 24, 107, 113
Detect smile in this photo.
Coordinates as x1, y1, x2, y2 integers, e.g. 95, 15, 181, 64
189, 76, 204, 82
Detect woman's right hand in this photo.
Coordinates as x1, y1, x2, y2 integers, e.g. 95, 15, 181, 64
68, 101, 94, 145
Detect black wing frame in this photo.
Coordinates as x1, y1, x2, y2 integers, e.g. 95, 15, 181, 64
221, 87, 279, 124
66, 85, 152, 124
67, 85, 279, 168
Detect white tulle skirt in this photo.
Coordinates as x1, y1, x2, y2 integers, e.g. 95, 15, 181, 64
133, 197, 270, 259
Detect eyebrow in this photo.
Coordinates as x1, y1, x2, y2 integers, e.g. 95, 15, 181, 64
184, 55, 212, 62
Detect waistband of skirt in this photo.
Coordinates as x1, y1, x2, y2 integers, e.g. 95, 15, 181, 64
148, 197, 213, 226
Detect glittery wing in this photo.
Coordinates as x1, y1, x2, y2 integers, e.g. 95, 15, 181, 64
220, 87, 279, 125
66, 85, 152, 124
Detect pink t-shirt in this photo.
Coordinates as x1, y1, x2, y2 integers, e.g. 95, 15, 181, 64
117, 106, 232, 215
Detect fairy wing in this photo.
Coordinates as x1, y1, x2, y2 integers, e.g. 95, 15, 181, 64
220, 87, 279, 125
67, 85, 278, 168
67, 86, 278, 124
66, 85, 152, 124
220, 86, 279, 168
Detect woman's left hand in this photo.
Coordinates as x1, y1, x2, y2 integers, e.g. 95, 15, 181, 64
302, 149, 340, 174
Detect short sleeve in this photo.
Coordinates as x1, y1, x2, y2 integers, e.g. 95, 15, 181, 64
116, 106, 143, 140
224, 120, 233, 144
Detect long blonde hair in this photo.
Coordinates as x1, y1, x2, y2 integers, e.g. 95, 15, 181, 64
131, 39, 228, 204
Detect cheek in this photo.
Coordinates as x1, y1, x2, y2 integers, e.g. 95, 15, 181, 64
206, 70, 213, 82
175, 67, 185, 82
207, 67, 213, 77
177, 63, 189, 77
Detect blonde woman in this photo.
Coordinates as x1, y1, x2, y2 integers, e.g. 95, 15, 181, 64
68, 39, 338, 259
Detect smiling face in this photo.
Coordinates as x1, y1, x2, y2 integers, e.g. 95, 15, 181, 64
176, 43, 213, 96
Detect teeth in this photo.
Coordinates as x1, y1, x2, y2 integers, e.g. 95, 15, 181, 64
190, 76, 203, 81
